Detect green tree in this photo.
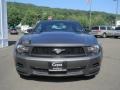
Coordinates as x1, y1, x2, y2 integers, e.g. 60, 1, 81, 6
7, 6, 22, 28
7, 2, 120, 28
21, 9, 41, 26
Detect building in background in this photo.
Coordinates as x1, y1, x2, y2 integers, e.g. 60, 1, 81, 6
116, 20, 120, 27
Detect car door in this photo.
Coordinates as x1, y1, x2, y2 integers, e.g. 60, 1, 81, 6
106, 26, 115, 36
115, 27, 120, 36
100, 26, 106, 34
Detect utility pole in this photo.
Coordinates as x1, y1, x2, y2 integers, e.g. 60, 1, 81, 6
86, 0, 92, 31
115, 0, 119, 26
89, 0, 92, 31
0, 0, 8, 48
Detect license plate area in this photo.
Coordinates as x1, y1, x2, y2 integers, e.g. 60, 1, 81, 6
49, 62, 67, 72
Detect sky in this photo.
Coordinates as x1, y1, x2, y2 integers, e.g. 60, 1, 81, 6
8, 0, 119, 14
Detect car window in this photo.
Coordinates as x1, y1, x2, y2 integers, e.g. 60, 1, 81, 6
100, 27, 106, 30
115, 27, 120, 30
34, 21, 85, 33
45, 23, 68, 31
91, 27, 99, 30
107, 27, 112, 30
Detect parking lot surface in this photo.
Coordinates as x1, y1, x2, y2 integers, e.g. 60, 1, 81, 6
0, 34, 120, 90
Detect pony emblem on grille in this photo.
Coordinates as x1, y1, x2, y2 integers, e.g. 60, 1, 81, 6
53, 48, 66, 54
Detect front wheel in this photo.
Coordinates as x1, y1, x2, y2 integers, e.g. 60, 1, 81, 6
114, 36, 119, 38
84, 75, 96, 79
19, 73, 31, 79
102, 33, 107, 38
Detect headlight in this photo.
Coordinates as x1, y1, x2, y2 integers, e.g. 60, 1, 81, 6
87, 45, 100, 55
16, 45, 29, 53
22, 40, 31, 45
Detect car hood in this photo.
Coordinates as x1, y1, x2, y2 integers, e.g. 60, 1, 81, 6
22, 32, 98, 45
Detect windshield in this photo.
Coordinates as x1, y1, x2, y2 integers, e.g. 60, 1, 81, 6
34, 21, 85, 33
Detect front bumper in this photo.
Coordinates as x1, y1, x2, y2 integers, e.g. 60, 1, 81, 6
14, 53, 102, 77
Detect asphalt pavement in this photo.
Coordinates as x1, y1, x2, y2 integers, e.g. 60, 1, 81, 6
0, 34, 120, 90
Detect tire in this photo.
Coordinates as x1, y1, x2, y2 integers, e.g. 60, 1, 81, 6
84, 75, 96, 79
102, 33, 107, 38
114, 36, 119, 38
95, 35, 98, 38
19, 73, 31, 80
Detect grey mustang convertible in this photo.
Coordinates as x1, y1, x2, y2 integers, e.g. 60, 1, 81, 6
14, 20, 103, 78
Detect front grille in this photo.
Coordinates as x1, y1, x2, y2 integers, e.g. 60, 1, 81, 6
30, 47, 86, 57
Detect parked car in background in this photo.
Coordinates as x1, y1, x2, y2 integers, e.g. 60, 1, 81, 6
90, 26, 115, 38
114, 27, 120, 38
9, 28, 18, 35
83, 26, 90, 33
25, 28, 33, 34
22, 27, 33, 34
14, 20, 103, 78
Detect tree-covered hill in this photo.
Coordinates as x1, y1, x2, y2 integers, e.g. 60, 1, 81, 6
7, 2, 119, 28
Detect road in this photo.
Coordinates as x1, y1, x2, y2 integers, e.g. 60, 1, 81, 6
0, 34, 120, 90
